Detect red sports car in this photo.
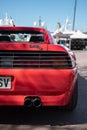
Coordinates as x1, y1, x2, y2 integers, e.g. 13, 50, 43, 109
0, 26, 78, 110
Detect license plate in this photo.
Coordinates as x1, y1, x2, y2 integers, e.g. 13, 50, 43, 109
0, 77, 11, 89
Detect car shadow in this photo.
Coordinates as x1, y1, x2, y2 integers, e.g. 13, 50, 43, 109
0, 69, 87, 126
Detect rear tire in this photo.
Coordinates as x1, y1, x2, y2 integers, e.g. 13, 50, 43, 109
65, 79, 78, 111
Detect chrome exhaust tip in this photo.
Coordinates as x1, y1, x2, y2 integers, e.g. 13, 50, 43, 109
33, 97, 42, 108
24, 98, 32, 107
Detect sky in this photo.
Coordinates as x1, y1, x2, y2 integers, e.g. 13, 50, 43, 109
0, 0, 87, 32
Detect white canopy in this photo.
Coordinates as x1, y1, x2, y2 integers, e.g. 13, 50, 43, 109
70, 30, 87, 39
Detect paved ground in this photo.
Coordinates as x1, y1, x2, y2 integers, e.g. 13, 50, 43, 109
0, 51, 87, 130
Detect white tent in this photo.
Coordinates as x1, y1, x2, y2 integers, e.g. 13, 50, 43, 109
63, 29, 75, 35
70, 30, 87, 39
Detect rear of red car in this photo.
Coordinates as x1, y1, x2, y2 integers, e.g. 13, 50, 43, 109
0, 26, 78, 110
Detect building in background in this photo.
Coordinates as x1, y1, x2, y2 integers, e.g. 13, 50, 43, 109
52, 17, 87, 50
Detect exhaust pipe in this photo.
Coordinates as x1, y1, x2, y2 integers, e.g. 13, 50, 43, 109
24, 98, 32, 107
33, 97, 42, 108
24, 97, 42, 108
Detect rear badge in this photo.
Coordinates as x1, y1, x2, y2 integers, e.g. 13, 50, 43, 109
29, 44, 43, 51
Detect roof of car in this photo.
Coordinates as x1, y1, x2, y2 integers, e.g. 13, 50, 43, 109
0, 26, 47, 32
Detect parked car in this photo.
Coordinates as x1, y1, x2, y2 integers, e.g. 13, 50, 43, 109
0, 26, 78, 110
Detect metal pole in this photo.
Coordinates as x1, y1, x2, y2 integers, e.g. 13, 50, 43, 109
72, 0, 77, 30
39, 16, 41, 27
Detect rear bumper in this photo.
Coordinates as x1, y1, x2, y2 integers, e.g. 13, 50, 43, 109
0, 80, 77, 106
0, 68, 78, 106
0, 92, 71, 106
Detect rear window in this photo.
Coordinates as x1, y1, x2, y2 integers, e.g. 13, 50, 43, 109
0, 30, 44, 43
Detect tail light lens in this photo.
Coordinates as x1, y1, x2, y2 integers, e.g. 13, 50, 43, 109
0, 51, 74, 69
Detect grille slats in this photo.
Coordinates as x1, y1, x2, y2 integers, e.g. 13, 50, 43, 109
0, 51, 72, 69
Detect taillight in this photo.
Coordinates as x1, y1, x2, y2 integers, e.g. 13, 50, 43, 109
0, 51, 73, 69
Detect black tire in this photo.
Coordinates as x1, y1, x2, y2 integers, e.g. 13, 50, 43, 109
65, 79, 78, 111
